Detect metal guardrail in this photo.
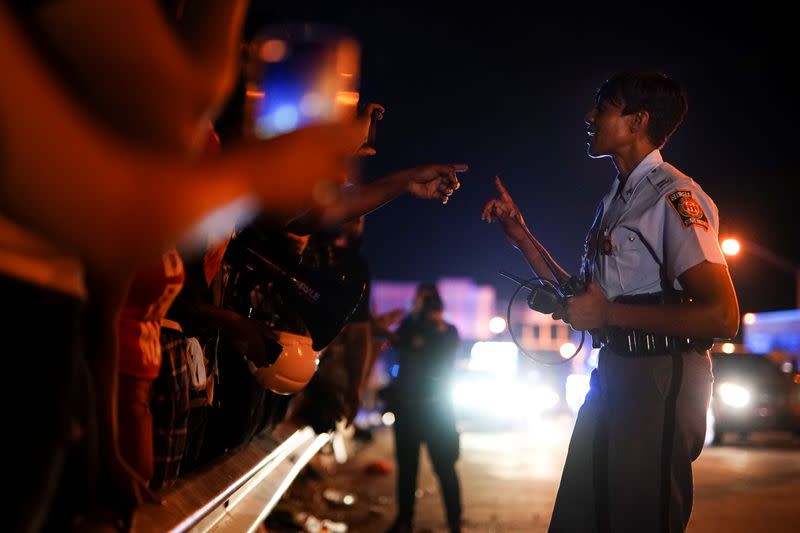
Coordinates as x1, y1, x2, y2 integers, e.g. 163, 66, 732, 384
131, 426, 329, 533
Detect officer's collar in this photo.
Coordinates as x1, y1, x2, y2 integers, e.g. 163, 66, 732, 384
614, 149, 663, 203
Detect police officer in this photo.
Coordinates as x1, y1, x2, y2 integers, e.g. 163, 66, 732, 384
482, 69, 739, 532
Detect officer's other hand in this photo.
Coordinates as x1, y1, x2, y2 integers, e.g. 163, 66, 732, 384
562, 282, 610, 331
407, 163, 468, 203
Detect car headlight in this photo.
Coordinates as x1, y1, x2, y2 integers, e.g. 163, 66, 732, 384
452, 382, 478, 408
718, 382, 751, 408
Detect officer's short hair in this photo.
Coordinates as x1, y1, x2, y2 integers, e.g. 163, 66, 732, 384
596, 69, 688, 148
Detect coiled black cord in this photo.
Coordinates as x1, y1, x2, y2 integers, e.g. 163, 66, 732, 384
505, 276, 585, 365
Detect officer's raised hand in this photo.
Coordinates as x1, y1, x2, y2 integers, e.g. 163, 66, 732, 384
481, 176, 530, 246
562, 282, 611, 331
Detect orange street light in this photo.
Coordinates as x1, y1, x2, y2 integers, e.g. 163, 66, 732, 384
721, 237, 799, 309
721, 238, 741, 256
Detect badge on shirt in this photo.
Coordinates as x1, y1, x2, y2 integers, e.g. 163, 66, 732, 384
666, 190, 709, 230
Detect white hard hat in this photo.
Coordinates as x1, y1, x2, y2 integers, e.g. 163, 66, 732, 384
249, 331, 319, 394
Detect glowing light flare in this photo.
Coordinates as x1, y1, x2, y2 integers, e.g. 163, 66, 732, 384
335, 90, 360, 107
565, 373, 591, 413
721, 342, 735, 354
743, 313, 757, 325
451, 377, 558, 419
559, 342, 577, 359
532, 386, 560, 410
469, 342, 518, 376
489, 316, 507, 334
721, 238, 741, 256
259, 39, 288, 62
299, 92, 326, 117
255, 104, 302, 136
382, 412, 396, 426
719, 382, 751, 408
451, 382, 474, 407
587, 348, 600, 369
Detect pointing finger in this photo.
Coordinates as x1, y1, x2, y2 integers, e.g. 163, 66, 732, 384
494, 176, 513, 202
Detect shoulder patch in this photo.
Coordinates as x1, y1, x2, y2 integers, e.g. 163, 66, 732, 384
666, 190, 709, 231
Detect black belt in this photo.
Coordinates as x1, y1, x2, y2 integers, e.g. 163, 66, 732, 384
591, 291, 712, 356
594, 328, 711, 356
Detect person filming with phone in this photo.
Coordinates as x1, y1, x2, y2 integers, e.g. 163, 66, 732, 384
384, 283, 464, 533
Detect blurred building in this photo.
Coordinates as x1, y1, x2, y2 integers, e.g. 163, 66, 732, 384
371, 278, 592, 415
371, 277, 495, 341
372, 277, 589, 362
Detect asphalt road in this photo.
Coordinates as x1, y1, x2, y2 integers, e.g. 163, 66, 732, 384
266, 415, 800, 532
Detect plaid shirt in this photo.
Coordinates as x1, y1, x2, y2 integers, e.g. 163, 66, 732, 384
151, 328, 190, 490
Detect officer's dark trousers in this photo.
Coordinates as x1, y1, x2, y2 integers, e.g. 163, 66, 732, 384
549, 348, 712, 533
393, 401, 462, 531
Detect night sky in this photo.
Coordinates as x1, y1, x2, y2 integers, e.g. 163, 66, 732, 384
246, 4, 797, 314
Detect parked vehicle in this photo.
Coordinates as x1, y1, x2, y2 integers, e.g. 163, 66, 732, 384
706, 352, 800, 445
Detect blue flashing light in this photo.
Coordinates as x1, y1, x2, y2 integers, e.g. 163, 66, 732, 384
271, 104, 300, 133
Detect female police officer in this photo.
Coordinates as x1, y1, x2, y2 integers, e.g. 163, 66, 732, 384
482, 69, 739, 532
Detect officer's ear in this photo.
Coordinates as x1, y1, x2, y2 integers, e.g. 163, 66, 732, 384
629, 110, 650, 134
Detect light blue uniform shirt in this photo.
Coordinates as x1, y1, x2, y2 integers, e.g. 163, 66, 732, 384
582, 150, 727, 300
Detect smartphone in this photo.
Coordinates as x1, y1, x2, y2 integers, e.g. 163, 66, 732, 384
363, 106, 380, 150
244, 24, 361, 140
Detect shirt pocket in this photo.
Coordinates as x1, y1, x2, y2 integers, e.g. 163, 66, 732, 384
610, 227, 653, 292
